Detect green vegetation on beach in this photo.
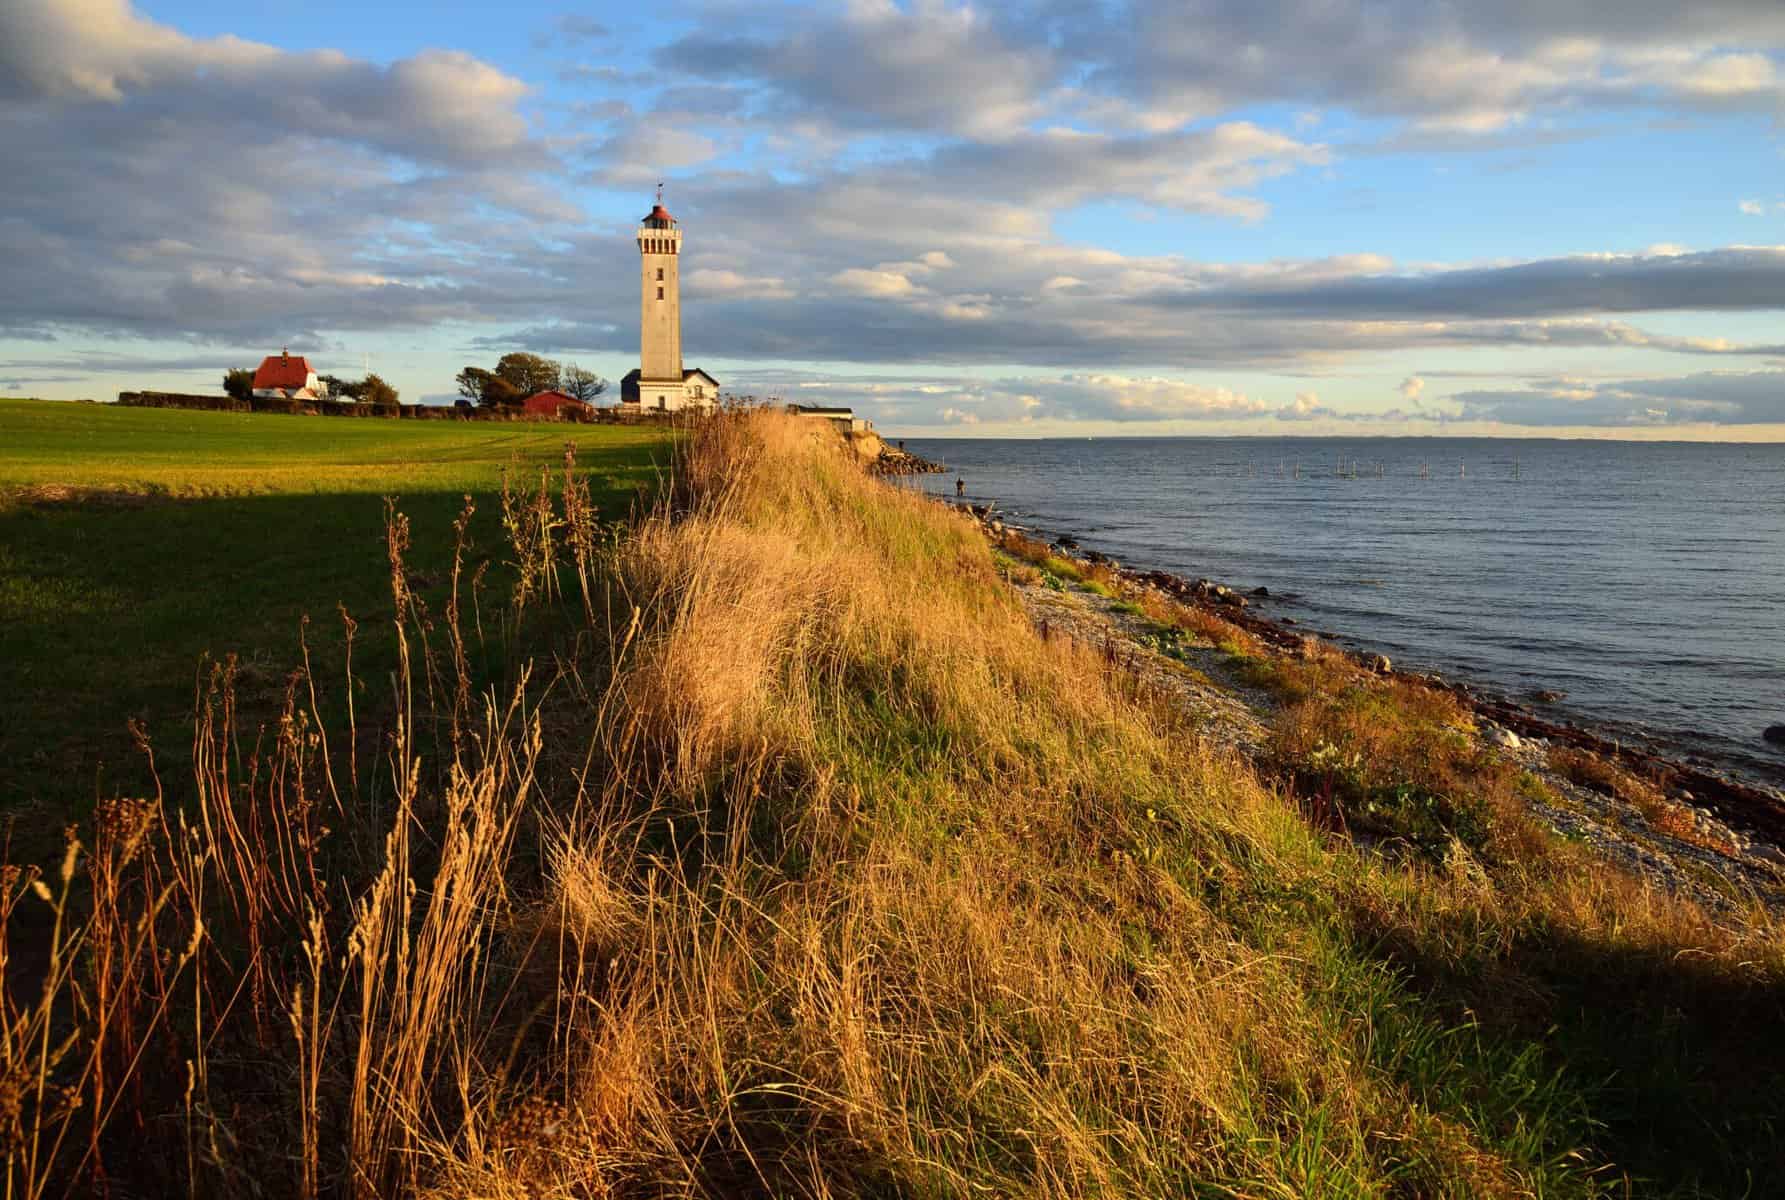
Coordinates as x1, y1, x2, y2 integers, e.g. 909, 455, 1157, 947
0, 398, 671, 812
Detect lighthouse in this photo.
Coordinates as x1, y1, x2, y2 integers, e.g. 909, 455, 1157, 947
621, 186, 720, 412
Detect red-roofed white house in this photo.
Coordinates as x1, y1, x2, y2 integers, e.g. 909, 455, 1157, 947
251, 349, 326, 400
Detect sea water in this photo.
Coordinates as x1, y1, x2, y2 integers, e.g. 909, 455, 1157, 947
902, 436, 1785, 789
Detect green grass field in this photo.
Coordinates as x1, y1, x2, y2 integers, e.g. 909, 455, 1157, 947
0, 398, 673, 816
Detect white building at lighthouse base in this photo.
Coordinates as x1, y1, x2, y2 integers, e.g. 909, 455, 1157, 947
620, 367, 721, 412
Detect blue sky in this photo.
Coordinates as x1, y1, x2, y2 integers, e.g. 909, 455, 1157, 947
2, 0, 1783, 436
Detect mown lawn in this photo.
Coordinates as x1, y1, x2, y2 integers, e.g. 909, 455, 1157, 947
0, 398, 673, 820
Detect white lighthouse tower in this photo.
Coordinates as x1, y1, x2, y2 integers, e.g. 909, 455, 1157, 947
621, 186, 719, 412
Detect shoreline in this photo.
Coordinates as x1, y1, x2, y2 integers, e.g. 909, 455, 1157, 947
945, 496, 1785, 855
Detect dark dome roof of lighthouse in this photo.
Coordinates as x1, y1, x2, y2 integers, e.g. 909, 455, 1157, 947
641, 204, 677, 229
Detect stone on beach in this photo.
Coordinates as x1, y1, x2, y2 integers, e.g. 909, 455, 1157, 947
1485, 726, 1522, 750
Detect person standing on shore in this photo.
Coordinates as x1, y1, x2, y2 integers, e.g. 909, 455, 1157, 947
955, 477, 965, 497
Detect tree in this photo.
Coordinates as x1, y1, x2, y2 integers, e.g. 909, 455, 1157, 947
359, 374, 399, 406
456, 367, 495, 405
320, 373, 361, 401
482, 375, 522, 408
494, 352, 561, 398
222, 368, 254, 400
561, 364, 607, 404
459, 366, 520, 408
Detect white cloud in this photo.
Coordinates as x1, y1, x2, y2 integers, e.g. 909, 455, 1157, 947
1277, 391, 1334, 421
1088, 0, 1785, 137
1453, 369, 1785, 425
829, 268, 919, 298
1641, 50, 1777, 99
1002, 373, 1268, 421
685, 268, 791, 298
925, 122, 1328, 220
597, 126, 724, 179
0, 0, 568, 345
1740, 199, 1766, 215
657, 1, 1059, 138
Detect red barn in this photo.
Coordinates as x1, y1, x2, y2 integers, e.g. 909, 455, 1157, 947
521, 389, 589, 419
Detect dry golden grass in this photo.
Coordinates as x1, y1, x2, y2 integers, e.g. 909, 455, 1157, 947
1546, 745, 1737, 856
6, 412, 1785, 1197
994, 527, 1122, 594
1134, 588, 1264, 657
1546, 745, 1668, 810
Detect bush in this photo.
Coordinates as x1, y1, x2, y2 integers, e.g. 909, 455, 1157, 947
118, 390, 248, 412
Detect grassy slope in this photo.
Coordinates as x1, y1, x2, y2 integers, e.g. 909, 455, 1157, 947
480, 417, 1785, 1196
9, 413, 1785, 1197
0, 398, 671, 813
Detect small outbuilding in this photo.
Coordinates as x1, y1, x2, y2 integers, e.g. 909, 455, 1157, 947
521, 389, 590, 420
789, 404, 869, 433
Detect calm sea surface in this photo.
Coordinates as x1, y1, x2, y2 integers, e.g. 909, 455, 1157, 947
901, 437, 1785, 789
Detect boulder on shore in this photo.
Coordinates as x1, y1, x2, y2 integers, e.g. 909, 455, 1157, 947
1485, 726, 1522, 750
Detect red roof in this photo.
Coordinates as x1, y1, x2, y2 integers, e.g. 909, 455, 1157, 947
522, 389, 587, 416
252, 351, 313, 391
642, 203, 676, 227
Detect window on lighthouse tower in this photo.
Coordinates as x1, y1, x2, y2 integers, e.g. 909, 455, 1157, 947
657, 286, 664, 299
656, 267, 663, 281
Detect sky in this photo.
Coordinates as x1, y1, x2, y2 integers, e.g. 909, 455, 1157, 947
2, 0, 1784, 438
